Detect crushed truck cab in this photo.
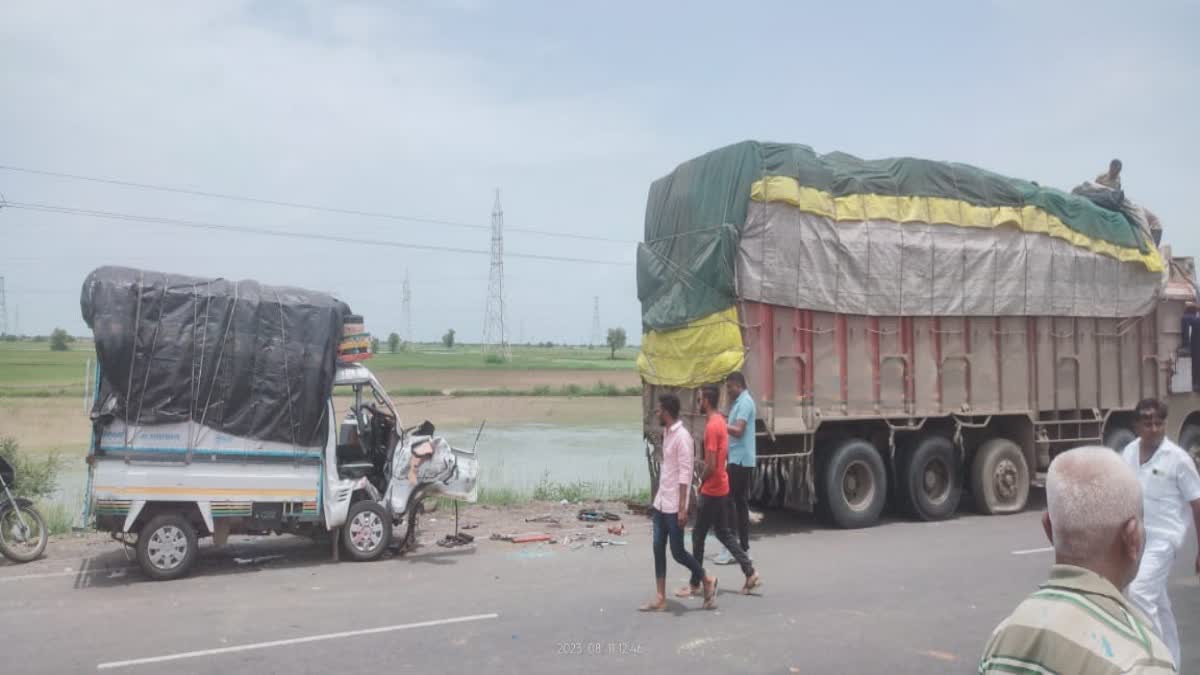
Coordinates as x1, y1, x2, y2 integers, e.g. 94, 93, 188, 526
81, 267, 478, 581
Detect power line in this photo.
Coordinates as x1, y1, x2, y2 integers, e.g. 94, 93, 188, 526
0, 164, 634, 244
3, 201, 633, 267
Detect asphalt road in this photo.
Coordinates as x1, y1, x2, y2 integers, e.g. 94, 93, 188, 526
2, 502, 1199, 674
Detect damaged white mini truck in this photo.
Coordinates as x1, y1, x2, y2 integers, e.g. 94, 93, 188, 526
80, 267, 479, 581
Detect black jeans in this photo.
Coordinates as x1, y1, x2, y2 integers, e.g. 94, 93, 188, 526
1184, 315, 1200, 390
727, 464, 753, 552
693, 494, 755, 578
651, 508, 705, 587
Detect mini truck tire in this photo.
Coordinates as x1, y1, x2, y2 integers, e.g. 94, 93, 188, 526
136, 512, 199, 581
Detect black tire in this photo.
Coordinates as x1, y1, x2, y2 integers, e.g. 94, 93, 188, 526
1104, 426, 1136, 454
1179, 424, 1200, 474
970, 439, 1030, 515
341, 500, 391, 562
822, 439, 888, 529
136, 513, 199, 581
0, 503, 48, 563
903, 436, 962, 521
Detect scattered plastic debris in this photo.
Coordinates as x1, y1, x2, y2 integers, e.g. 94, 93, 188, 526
607, 524, 625, 536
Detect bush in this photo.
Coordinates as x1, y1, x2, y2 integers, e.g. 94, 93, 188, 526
50, 328, 70, 352
2, 334, 17, 342
483, 353, 505, 365
0, 437, 63, 500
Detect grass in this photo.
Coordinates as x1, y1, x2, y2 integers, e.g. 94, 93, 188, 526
369, 343, 638, 372
439, 383, 641, 398
37, 500, 77, 535
0, 340, 95, 396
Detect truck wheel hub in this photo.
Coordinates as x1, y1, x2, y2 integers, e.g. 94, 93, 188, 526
994, 459, 1018, 501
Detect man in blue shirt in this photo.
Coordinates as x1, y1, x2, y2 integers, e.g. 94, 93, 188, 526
715, 371, 756, 565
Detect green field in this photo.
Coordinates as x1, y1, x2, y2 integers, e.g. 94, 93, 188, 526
0, 340, 95, 395
368, 343, 638, 371
0, 341, 639, 398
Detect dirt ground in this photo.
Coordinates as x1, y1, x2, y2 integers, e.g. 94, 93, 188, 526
0, 391, 641, 456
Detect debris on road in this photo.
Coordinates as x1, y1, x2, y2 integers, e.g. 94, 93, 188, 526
577, 509, 621, 523
233, 554, 285, 566
591, 537, 627, 548
490, 532, 553, 544
607, 524, 625, 536
437, 532, 475, 548
524, 514, 560, 525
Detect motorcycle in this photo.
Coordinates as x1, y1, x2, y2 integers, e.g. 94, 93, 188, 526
0, 455, 48, 563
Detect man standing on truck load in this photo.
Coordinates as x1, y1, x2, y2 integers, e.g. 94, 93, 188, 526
680, 385, 761, 597
1096, 158, 1123, 190
979, 446, 1175, 674
715, 372, 756, 566
1121, 398, 1200, 668
639, 394, 718, 612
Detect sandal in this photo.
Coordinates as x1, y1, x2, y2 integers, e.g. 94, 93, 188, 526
742, 574, 762, 595
703, 578, 718, 610
638, 600, 668, 612
675, 585, 699, 598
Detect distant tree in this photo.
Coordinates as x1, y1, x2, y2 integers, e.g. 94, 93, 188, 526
442, 329, 456, 349
50, 328, 70, 352
388, 332, 401, 353
370, 337, 380, 354
606, 327, 627, 360
1, 334, 16, 343
32, 335, 47, 343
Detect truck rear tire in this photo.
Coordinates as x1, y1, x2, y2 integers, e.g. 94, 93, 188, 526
1104, 427, 1136, 454
137, 513, 199, 581
970, 439, 1029, 515
903, 435, 962, 521
823, 439, 887, 529
341, 500, 391, 562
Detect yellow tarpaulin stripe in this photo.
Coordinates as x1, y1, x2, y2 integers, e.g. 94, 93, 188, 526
751, 176, 1164, 273
637, 307, 745, 388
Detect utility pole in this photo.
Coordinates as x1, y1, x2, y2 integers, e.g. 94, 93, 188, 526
590, 296, 601, 349
401, 271, 412, 345
482, 189, 511, 361
0, 276, 7, 336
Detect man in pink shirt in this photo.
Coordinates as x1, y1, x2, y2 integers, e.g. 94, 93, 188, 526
639, 394, 717, 612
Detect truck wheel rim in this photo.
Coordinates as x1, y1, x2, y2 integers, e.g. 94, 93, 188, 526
922, 459, 951, 506
147, 525, 188, 571
0, 507, 43, 556
994, 459, 1019, 502
842, 460, 875, 512
349, 510, 384, 553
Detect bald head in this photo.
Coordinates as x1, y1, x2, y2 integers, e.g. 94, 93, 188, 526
1045, 446, 1143, 586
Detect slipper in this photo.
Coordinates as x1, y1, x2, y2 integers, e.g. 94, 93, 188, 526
703, 578, 719, 610
638, 601, 668, 612
675, 585, 699, 598
742, 574, 762, 595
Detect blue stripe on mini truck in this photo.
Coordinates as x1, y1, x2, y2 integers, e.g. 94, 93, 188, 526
98, 446, 322, 461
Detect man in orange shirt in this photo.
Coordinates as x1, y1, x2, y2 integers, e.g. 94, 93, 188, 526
679, 385, 761, 598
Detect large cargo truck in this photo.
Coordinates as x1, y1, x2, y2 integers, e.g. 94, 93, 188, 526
637, 142, 1200, 528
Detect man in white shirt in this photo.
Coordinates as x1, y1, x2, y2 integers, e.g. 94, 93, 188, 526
1121, 397, 1200, 667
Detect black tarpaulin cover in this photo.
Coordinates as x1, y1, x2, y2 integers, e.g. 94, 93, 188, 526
81, 266, 350, 447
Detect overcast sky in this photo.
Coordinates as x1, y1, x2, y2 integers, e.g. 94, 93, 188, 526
1, 1, 1196, 342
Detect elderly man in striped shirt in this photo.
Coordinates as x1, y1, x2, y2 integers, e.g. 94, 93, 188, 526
979, 446, 1176, 674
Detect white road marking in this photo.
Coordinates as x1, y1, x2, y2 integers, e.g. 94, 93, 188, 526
1011, 546, 1054, 556
96, 613, 500, 670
